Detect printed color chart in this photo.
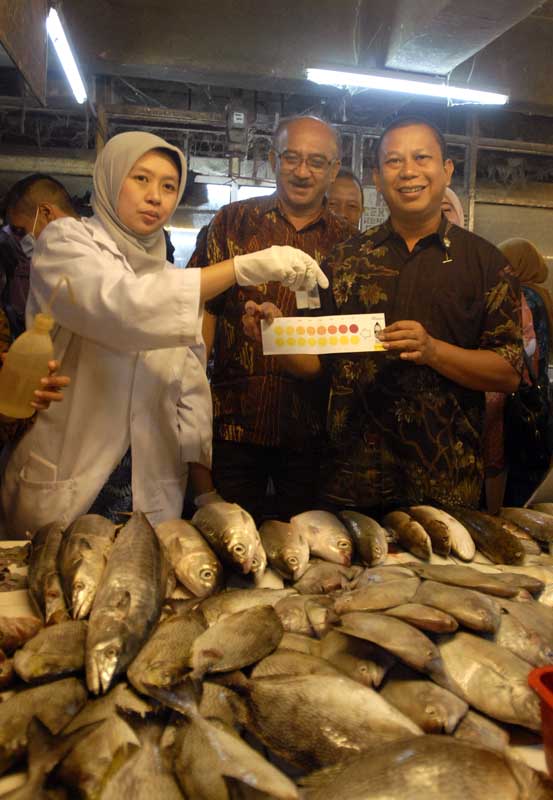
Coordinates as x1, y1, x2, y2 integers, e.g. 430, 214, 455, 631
262, 314, 386, 355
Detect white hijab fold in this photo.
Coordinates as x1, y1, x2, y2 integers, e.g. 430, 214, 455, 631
91, 131, 187, 275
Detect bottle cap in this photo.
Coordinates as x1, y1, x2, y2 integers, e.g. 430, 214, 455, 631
33, 313, 55, 333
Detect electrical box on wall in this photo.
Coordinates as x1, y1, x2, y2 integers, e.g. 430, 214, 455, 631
226, 101, 249, 157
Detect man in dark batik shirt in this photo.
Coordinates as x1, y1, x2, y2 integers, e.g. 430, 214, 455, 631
244, 117, 522, 512
187, 116, 355, 521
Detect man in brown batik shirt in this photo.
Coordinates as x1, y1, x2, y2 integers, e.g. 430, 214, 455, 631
244, 116, 522, 512
187, 116, 355, 521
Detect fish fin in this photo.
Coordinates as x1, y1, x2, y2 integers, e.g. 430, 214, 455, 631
142, 676, 203, 719
26, 717, 103, 781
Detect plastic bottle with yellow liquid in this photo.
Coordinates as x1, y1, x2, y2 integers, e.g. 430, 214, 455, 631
0, 276, 74, 419
0, 312, 55, 419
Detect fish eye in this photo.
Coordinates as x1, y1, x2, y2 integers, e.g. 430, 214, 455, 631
287, 556, 298, 565
105, 646, 119, 660
233, 544, 245, 555
200, 569, 214, 580
338, 540, 351, 549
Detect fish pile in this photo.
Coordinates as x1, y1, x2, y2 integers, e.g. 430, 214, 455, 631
1, 502, 553, 797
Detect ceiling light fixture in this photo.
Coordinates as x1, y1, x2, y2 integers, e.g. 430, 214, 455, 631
306, 68, 508, 106
46, 7, 87, 104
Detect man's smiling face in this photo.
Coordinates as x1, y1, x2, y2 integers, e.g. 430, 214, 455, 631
373, 123, 453, 227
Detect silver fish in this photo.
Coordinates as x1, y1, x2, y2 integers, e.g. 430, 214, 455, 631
290, 511, 353, 566
438, 631, 541, 731
501, 506, 553, 544
380, 665, 468, 733
28, 521, 69, 625
409, 506, 475, 560
58, 514, 116, 619
414, 580, 501, 633
86, 511, 166, 694
334, 577, 420, 614
293, 560, 362, 594
339, 511, 388, 566
199, 588, 296, 626
259, 520, 310, 580
190, 605, 283, 679
408, 563, 521, 597
251, 649, 343, 679
300, 735, 553, 800
156, 518, 223, 598
382, 511, 432, 560
318, 630, 395, 688
14, 620, 87, 683
453, 710, 509, 752
384, 603, 459, 633
192, 502, 261, 574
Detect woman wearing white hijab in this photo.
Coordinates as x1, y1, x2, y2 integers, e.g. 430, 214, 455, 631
1, 131, 327, 536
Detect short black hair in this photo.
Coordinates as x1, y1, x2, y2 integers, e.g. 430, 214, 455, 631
334, 167, 363, 198
374, 115, 447, 167
3, 173, 76, 219
272, 115, 342, 159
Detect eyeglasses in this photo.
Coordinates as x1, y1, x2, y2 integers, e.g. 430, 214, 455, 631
276, 150, 336, 173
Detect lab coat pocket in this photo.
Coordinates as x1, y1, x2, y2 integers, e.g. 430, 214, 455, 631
11, 451, 76, 533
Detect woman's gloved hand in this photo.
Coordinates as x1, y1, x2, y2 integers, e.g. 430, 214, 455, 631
234, 245, 329, 292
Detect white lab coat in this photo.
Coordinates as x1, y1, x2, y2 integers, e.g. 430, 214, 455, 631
1, 216, 212, 536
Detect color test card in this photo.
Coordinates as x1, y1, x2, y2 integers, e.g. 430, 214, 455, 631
261, 314, 386, 355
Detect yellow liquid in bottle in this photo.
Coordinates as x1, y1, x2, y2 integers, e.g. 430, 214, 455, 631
0, 313, 54, 419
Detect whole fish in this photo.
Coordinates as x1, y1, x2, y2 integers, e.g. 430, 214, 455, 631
494, 609, 553, 667
127, 610, 206, 695
407, 506, 452, 556
259, 520, 310, 580
334, 577, 420, 614
0, 615, 42, 655
339, 511, 388, 566
222, 671, 422, 770
382, 511, 432, 560
27, 521, 69, 625
408, 563, 521, 597
14, 619, 87, 683
450, 508, 524, 564
279, 632, 320, 655
192, 502, 261, 574
438, 631, 541, 730
86, 512, 166, 694
299, 735, 553, 800
501, 506, 553, 544
335, 612, 446, 680
414, 580, 501, 633
199, 588, 296, 626
58, 514, 116, 619
353, 565, 416, 587
190, 605, 283, 679
290, 511, 353, 566
453, 710, 509, 752
384, 603, 459, 633
498, 598, 553, 664
155, 519, 223, 598
380, 666, 468, 733
501, 518, 542, 555
0, 677, 87, 775
318, 630, 395, 688
293, 560, 362, 595
409, 505, 475, 560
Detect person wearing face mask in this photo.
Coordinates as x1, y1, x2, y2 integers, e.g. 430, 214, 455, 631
1, 131, 328, 536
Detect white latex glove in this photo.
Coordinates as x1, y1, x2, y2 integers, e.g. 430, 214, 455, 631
234, 245, 329, 292
194, 489, 225, 508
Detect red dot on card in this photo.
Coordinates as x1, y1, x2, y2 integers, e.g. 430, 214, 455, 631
328, 325, 337, 334
349, 324, 359, 333
339, 324, 348, 334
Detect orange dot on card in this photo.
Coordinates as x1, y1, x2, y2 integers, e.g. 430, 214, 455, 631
339, 324, 348, 334
286, 326, 295, 335
307, 326, 316, 335
317, 326, 326, 335
328, 325, 337, 334
296, 326, 305, 335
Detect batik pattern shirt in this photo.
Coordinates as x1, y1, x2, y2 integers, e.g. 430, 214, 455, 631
188, 193, 355, 449
319, 217, 522, 510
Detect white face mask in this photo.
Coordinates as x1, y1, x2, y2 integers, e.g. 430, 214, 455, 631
19, 207, 40, 258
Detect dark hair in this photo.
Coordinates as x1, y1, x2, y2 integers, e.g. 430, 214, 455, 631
155, 147, 183, 182
334, 167, 363, 198
374, 115, 447, 167
272, 115, 342, 159
3, 173, 76, 219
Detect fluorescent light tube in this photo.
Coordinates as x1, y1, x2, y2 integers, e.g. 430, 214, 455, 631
307, 68, 508, 106
47, 8, 87, 104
